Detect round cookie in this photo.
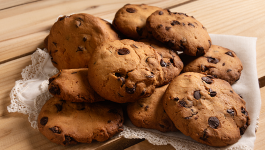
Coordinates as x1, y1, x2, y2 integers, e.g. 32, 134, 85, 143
163, 72, 250, 147
48, 68, 104, 103
138, 39, 183, 86
183, 45, 243, 84
47, 13, 120, 70
38, 97, 123, 146
113, 4, 162, 40
87, 39, 165, 103
127, 85, 178, 132
146, 9, 211, 56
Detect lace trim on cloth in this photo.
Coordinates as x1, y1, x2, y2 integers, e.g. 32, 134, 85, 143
7, 48, 258, 149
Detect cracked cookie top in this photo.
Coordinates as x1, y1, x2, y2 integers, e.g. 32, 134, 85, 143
113, 4, 162, 40
87, 39, 166, 103
182, 45, 243, 84
127, 85, 178, 132
47, 13, 120, 70
146, 9, 211, 56
38, 97, 123, 146
138, 39, 183, 86
48, 68, 104, 103
163, 72, 250, 147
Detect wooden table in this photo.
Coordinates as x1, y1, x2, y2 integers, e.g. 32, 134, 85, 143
0, 0, 264, 149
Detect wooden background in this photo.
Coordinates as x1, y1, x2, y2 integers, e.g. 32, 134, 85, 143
0, 0, 264, 149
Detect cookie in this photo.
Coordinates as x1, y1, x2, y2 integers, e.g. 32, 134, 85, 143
146, 9, 211, 56
182, 45, 243, 84
127, 85, 178, 132
163, 72, 250, 147
38, 97, 123, 146
88, 39, 166, 103
47, 13, 120, 70
138, 39, 183, 86
48, 68, 104, 103
113, 4, 162, 40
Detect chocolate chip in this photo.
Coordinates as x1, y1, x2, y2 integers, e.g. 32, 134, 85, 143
140, 90, 146, 96
115, 72, 122, 77
225, 51, 234, 57
227, 69, 232, 72
118, 77, 125, 87
49, 126, 61, 134
76, 46, 84, 52
126, 8, 136, 13
239, 94, 243, 98
241, 107, 248, 116
202, 76, 213, 84
174, 97, 179, 101
55, 104, 62, 112
49, 84, 60, 95
206, 57, 219, 64
200, 129, 208, 141
83, 37, 87, 42
171, 20, 180, 26
136, 27, 143, 36
49, 77, 55, 84
208, 117, 219, 129
52, 42, 57, 47
118, 48, 130, 55
179, 100, 186, 107
240, 124, 248, 135
167, 9, 172, 15
194, 90, 201, 100
209, 89, 217, 97
166, 40, 175, 47
227, 109, 235, 116
131, 44, 138, 48
40, 117, 48, 126
126, 86, 135, 94
160, 59, 167, 67
108, 120, 111, 123
188, 23, 195, 27
146, 74, 154, 78
165, 26, 171, 31
178, 13, 188, 17
159, 124, 165, 128
157, 24, 163, 29
145, 105, 149, 111
201, 65, 208, 72
202, 26, 207, 30
63, 136, 73, 145
196, 47, 205, 56
159, 11, 163, 15
208, 40, 211, 48
182, 23, 185, 26
59, 16, 66, 21
222, 63, 225, 66
230, 90, 233, 93
170, 58, 174, 64
191, 16, 195, 18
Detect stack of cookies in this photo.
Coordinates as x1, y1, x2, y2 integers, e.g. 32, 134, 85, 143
39, 4, 250, 147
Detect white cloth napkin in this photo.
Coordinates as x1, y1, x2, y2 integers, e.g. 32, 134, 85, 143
7, 34, 260, 150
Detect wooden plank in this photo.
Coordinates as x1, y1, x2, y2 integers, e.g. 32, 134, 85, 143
125, 140, 175, 150
0, 31, 48, 63
0, 0, 38, 10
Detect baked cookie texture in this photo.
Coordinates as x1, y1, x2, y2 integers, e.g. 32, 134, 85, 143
48, 68, 104, 103
182, 45, 243, 84
47, 13, 120, 70
127, 85, 178, 132
113, 4, 162, 40
163, 72, 250, 147
38, 97, 123, 146
146, 9, 211, 56
88, 39, 167, 103
138, 39, 183, 86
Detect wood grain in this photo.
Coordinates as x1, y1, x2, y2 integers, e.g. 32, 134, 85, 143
0, 0, 264, 149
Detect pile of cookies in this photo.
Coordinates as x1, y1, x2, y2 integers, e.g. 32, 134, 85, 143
39, 4, 250, 147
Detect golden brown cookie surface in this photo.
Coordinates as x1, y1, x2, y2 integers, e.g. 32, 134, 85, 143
163, 72, 250, 147
47, 13, 120, 70
146, 10, 211, 56
38, 97, 123, 146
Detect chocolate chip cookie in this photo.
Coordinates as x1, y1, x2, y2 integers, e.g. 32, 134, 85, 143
127, 85, 178, 132
113, 4, 162, 40
88, 39, 166, 103
146, 10, 211, 56
47, 13, 120, 70
163, 72, 250, 147
138, 39, 183, 86
183, 45, 243, 84
48, 68, 104, 103
38, 97, 123, 146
